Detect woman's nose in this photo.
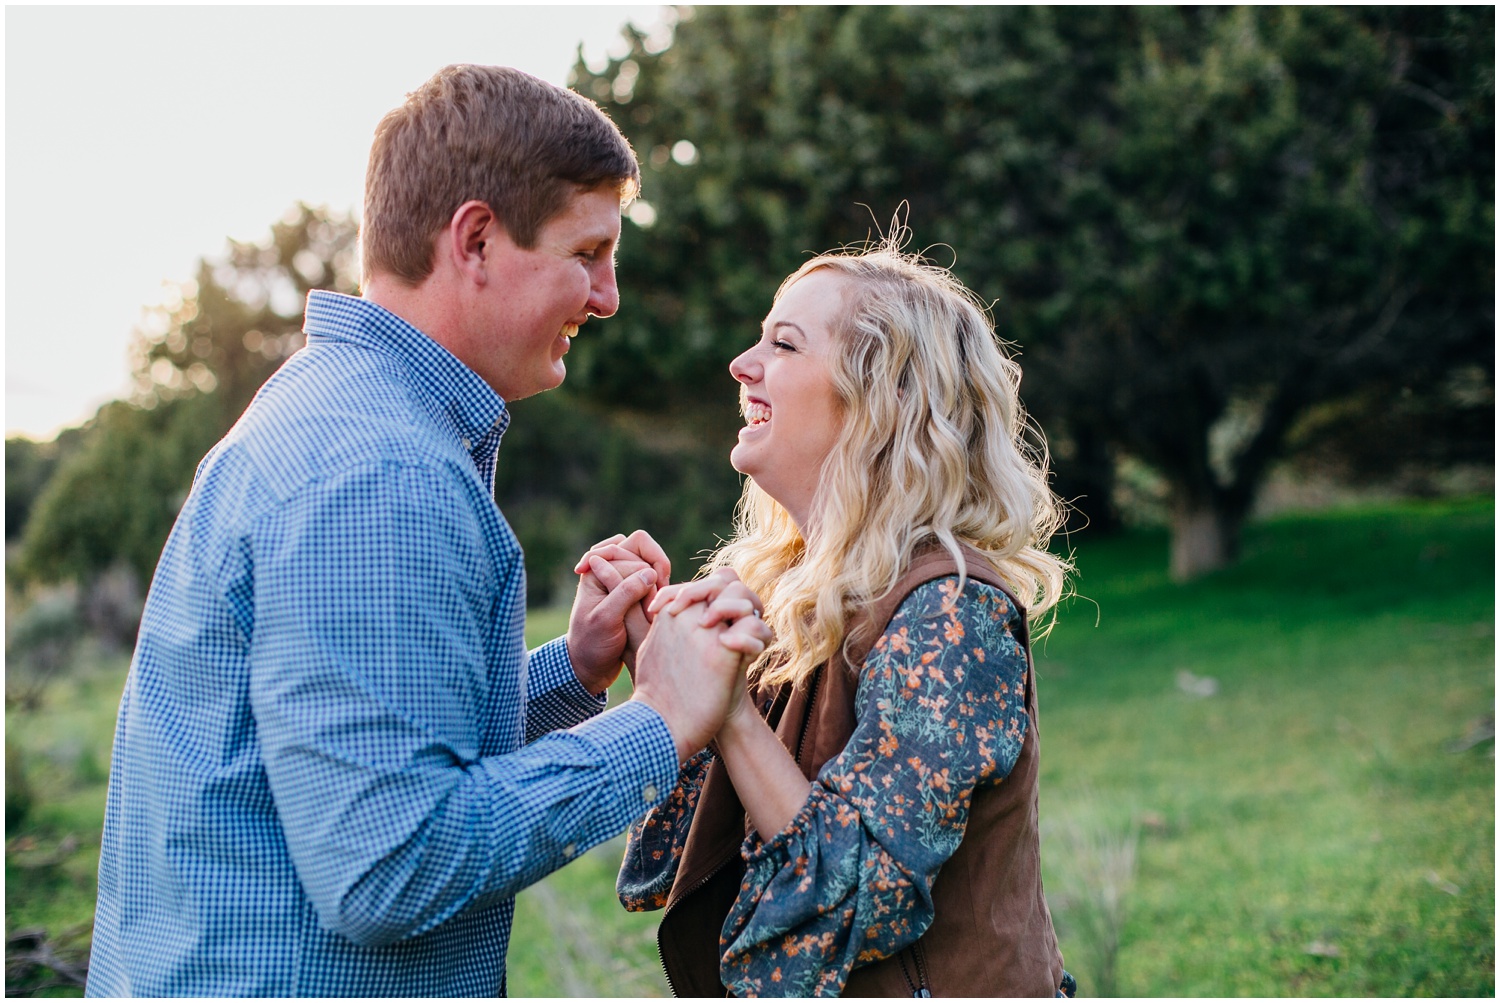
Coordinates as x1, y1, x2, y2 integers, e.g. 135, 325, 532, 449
729, 347, 758, 384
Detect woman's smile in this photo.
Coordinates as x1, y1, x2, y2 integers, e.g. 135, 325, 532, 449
740, 395, 772, 430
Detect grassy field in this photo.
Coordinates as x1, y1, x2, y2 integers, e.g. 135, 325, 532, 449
5, 498, 1493, 996
1036, 497, 1494, 996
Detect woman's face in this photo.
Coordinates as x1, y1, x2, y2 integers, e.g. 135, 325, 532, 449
728, 268, 850, 531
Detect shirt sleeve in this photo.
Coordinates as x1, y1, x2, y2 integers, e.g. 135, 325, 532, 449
247, 461, 678, 949
524, 636, 608, 743
719, 577, 1030, 998
617, 748, 716, 910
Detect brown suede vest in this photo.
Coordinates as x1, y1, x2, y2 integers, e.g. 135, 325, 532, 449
655, 547, 1064, 997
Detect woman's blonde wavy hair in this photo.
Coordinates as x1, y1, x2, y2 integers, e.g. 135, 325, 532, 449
704, 236, 1072, 690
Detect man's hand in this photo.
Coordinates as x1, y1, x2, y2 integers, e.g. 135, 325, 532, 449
565, 531, 671, 694
572, 530, 671, 586
581, 555, 652, 681
629, 574, 772, 763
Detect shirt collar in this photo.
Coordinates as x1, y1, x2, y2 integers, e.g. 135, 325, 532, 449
302, 290, 510, 453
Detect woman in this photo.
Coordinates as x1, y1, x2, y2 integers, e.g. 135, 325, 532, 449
602, 237, 1073, 997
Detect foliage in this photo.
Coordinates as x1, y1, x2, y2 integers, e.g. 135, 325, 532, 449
132, 203, 360, 421
499, 388, 744, 603
6, 588, 84, 710
13, 206, 359, 592
5, 649, 129, 997
1027, 7, 1493, 577
15, 396, 221, 587
1283, 364, 1494, 491
7, 737, 34, 829
12, 10, 1491, 596
5, 431, 86, 543
572, 6, 1494, 577
1046, 813, 1140, 997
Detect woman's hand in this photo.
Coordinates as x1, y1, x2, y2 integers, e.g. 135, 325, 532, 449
651, 569, 816, 839
650, 569, 761, 629
575, 532, 672, 617
646, 571, 768, 728
649, 571, 808, 836
630, 592, 773, 763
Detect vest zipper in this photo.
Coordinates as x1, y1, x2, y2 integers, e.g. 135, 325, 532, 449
657, 857, 732, 995
657, 947, 680, 998
897, 941, 932, 997
657, 947, 681, 995
793, 666, 823, 768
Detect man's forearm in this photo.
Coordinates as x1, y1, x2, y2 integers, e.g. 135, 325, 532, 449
269, 701, 677, 947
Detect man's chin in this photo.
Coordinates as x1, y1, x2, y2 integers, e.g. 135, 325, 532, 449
509, 366, 567, 402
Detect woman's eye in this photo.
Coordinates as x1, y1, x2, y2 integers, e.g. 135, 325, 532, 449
772, 339, 795, 352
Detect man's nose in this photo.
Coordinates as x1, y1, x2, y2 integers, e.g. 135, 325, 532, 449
587, 259, 620, 318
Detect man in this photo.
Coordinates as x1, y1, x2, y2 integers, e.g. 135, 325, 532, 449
87, 65, 767, 996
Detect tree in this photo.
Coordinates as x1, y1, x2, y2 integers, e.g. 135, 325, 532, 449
17, 395, 221, 587
572, 6, 1493, 578
132, 203, 360, 422
496, 388, 745, 604
568, 7, 1155, 536
17, 205, 360, 591
5, 428, 86, 542
1023, 7, 1493, 577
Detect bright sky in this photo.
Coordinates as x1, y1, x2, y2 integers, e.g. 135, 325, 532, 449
4, 5, 669, 440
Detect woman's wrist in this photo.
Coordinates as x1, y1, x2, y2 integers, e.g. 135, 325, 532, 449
716, 693, 765, 754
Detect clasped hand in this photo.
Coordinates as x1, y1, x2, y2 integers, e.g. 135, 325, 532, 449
568, 532, 771, 762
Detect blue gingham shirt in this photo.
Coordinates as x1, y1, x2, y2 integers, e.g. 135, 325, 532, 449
87, 291, 678, 997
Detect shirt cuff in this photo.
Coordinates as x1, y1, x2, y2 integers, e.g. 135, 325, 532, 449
569, 699, 680, 814
528, 636, 608, 711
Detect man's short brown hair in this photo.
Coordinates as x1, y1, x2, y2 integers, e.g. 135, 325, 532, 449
362, 64, 640, 284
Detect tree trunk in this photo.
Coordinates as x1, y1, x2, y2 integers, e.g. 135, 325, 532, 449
1169, 499, 1243, 581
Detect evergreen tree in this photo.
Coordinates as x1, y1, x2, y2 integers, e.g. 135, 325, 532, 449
573, 5, 1493, 578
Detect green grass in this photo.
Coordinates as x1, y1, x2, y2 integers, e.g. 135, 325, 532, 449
6, 649, 128, 996
1036, 497, 1494, 996
5, 498, 1492, 996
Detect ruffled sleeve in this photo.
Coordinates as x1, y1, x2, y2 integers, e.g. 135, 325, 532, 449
719, 577, 1030, 997
617, 748, 715, 910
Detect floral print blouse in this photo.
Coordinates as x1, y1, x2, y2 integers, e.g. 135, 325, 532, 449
618, 577, 1031, 997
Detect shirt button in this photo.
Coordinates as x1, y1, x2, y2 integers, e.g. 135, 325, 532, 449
461, 437, 472, 451
562, 843, 577, 858
643, 783, 659, 803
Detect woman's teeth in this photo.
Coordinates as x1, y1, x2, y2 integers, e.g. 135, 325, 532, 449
561, 324, 579, 339
744, 401, 771, 426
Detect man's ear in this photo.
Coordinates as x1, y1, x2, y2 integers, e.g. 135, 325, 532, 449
444, 200, 499, 285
